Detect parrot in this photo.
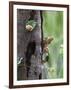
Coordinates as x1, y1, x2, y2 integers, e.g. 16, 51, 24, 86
42, 36, 54, 64
26, 20, 37, 32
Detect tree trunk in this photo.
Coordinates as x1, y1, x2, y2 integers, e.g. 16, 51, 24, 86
17, 9, 42, 80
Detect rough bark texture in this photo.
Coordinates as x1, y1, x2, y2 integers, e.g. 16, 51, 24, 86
17, 9, 42, 80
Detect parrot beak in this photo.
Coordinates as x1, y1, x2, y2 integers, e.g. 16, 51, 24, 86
26, 25, 33, 32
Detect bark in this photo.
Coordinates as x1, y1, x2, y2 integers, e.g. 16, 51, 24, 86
17, 9, 42, 80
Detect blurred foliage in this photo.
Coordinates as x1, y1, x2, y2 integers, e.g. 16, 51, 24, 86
42, 11, 63, 79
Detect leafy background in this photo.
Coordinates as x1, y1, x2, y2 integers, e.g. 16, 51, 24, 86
42, 11, 63, 79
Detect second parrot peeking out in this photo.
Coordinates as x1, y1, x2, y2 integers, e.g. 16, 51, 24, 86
42, 36, 54, 63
